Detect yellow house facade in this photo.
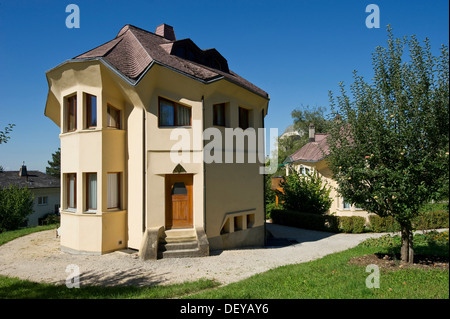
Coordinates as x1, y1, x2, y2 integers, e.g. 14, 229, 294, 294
284, 124, 371, 221
44, 24, 269, 258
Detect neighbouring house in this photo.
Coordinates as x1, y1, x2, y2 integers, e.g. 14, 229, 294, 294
0, 164, 60, 226
44, 23, 269, 258
281, 123, 371, 221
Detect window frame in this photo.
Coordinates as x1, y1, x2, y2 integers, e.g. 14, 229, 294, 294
85, 93, 97, 129
107, 172, 121, 210
66, 94, 77, 132
85, 173, 98, 212
37, 196, 48, 206
213, 103, 226, 127
66, 173, 77, 210
107, 104, 121, 129
158, 97, 192, 127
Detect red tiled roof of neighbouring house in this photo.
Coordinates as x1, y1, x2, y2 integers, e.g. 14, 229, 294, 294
72, 24, 269, 99
287, 133, 330, 163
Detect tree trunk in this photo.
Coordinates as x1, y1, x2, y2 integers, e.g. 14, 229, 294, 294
400, 221, 414, 264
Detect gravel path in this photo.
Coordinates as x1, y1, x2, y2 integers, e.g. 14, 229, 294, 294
0, 223, 389, 287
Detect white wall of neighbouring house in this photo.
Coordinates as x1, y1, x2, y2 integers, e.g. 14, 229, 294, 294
28, 187, 60, 226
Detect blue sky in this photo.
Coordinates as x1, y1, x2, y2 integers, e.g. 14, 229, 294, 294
0, 0, 448, 172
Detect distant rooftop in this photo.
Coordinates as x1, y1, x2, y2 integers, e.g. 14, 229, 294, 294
0, 166, 60, 189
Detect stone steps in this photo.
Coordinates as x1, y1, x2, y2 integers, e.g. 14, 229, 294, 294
158, 229, 205, 259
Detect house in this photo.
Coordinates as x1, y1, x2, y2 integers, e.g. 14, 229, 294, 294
44, 24, 269, 258
283, 123, 371, 221
0, 164, 60, 226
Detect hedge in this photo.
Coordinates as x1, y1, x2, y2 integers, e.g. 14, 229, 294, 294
271, 209, 449, 233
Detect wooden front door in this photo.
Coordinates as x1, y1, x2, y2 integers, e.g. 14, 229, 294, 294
165, 174, 193, 229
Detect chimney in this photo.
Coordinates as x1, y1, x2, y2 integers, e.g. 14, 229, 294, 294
309, 123, 315, 142
155, 23, 176, 41
19, 162, 28, 177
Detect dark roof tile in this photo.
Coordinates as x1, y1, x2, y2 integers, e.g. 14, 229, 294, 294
73, 24, 268, 98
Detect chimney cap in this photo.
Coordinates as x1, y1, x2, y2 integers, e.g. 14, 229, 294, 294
155, 23, 176, 41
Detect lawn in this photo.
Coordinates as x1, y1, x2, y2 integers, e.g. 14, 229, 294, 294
0, 225, 448, 299
186, 232, 449, 299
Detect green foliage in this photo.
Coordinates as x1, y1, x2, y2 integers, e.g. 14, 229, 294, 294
39, 213, 60, 226
0, 123, 15, 144
338, 216, 366, 233
368, 215, 401, 232
271, 209, 337, 232
265, 202, 278, 220
0, 185, 34, 232
46, 148, 61, 178
368, 210, 449, 232
277, 169, 332, 215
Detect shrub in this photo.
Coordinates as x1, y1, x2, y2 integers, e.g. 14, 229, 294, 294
271, 209, 334, 232
277, 169, 332, 215
38, 213, 60, 226
265, 202, 279, 220
0, 185, 34, 232
368, 210, 449, 233
413, 210, 449, 230
338, 216, 366, 233
368, 215, 401, 232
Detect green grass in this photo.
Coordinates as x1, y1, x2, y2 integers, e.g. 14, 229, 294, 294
186, 233, 449, 299
0, 224, 58, 246
0, 225, 219, 299
0, 275, 218, 299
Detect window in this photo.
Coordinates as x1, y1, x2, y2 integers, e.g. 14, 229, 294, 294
159, 97, 191, 127
107, 173, 121, 209
343, 198, 351, 209
86, 173, 97, 211
213, 103, 226, 126
66, 95, 77, 132
66, 173, 76, 209
239, 107, 249, 130
85, 94, 97, 128
37, 196, 48, 205
107, 105, 121, 129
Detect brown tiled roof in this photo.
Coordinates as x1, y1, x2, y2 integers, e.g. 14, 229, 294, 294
73, 24, 269, 99
0, 171, 60, 189
287, 134, 330, 163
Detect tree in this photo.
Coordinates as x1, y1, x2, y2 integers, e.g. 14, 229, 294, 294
0, 185, 34, 232
291, 105, 330, 137
0, 123, 15, 144
46, 148, 61, 178
327, 26, 449, 264
277, 168, 332, 215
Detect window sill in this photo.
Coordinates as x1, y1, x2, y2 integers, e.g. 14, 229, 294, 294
158, 126, 192, 129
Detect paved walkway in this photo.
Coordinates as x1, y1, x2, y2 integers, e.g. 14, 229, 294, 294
0, 224, 410, 287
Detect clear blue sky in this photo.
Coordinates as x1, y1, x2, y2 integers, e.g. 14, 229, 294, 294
0, 0, 448, 172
